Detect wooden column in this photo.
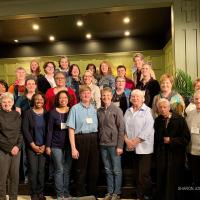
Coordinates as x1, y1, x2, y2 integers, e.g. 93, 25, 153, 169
173, 0, 200, 78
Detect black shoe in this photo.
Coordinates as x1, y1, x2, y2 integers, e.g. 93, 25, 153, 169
38, 194, 46, 200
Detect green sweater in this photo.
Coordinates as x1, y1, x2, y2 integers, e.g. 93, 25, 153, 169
0, 109, 22, 153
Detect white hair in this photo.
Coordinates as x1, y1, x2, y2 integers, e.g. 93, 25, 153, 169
0, 92, 14, 102
131, 89, 145, 102
156, 98, 170, 109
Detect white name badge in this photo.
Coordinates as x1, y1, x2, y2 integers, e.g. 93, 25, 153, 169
113, 101, 120, 107
61, 122, 68, 130
86, 117, 93, 124
191, 127, 200, 134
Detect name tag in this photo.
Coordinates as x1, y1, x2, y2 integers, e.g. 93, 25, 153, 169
191, 126, 200, 134
113, 101, 120, 107
86, 117, 93, 124
61, 122, 67, 130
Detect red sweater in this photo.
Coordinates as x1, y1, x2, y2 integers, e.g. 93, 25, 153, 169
45, 87, 77, 111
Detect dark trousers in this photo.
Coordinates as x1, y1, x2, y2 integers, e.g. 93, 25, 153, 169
74, 133, 99, 197
134, 154, 152, 199
27, 149, 46, 196
0, 150, 21, 200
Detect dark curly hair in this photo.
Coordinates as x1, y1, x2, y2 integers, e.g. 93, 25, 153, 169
54, 90, 71, 108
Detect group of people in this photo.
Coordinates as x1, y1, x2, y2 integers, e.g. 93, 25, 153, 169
0, 53, 199, 200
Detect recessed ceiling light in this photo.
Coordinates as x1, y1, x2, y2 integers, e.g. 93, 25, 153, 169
77, 20, 83, 27
86, 33, 92, 39
124, 31, 130, 36
32, 24, 39, 30
14, 39, 19, 43
49, 35, 55, 41
123, 17, 130, 24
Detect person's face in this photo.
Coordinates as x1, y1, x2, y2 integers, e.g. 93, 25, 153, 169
195, 82, 200, 91
115, 78, 126, 90
0, 83, 6, 95
34, 94, 44, 109
141, 64, 150, 77
26, 80, 37, 93
88, 65, 95, 75
1, 97, 14, 112
83, 72, 92, 85
58, 92, 69, 107
31, 61, 39, 72
134, 57, 143, 70
71, 66, 79, 77
158, 102, 170, 117
160, 79, 172, 93
16, 69, 26, 81
80, 90, 91, 103
101, 91, 112, 105
60, 58, 69, 70
194, 94, 200, 110
55, 74, 66, 87
101, 63, 109, 75
117, 68, 126, 78
131, 93, 143, 108
45, 63, 55, 75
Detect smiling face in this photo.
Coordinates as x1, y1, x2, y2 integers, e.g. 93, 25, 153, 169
134, 57, 143, 71
60, 57, 69, 70
55, 73, 66, 87
130, 91, 144, 108
1, 96, 14, 112
80, 89, 92, 104
45, 63, 55, 75
194, 92, 200, 110
26, 79, 37, 93
117, 67, 126, 78
160, 78, 172, 93
83, 71, 93, 85
58, 92, 69, 108
16, 69, 26, 81
195, 81, 200, 91
141, 64, 151, 78
100, 62, 109, 75
33, 94, 45, 109
115, 77, 126, 90
71, 65, 80, 77
101, 90, 112, 106
0, 83, 7, 95
30, 61, 39, 73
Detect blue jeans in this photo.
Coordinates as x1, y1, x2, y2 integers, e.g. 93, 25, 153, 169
51, 148, 72, 197
100, 146, 122, 194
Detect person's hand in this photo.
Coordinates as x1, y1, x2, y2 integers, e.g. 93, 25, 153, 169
72, 148, 79, 159
11, 146, 19, 156
39, 145, 45, 154
116, 148, 123, 156
163, 137, 170, 144
31, 143, 41, 153
131, 137, 141, 147
125, 138, 135, 150
45, 147, 51, 155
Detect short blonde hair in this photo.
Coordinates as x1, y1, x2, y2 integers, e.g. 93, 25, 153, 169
159, 74, 174, 85
133, 53, 144, 61
79, 85, 91, 94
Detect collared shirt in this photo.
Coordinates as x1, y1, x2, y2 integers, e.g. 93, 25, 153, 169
67, 102, 98, 134
124, 103, 154, 154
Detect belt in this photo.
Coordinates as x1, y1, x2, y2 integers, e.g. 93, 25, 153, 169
76, 132, 97, 135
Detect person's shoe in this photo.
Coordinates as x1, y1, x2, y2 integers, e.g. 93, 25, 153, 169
103, 193, 112, 200
111, 194, 120, 200
24, 176, 29, 184
38, 194, 46, 200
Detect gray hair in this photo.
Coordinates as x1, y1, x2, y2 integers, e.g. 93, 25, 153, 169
156, 98, 170, 109
1, 92, 14, 102
131, 89, 145, 102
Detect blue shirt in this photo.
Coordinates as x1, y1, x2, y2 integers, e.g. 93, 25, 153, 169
67, 102, 98, 134
34, 113, 45, 146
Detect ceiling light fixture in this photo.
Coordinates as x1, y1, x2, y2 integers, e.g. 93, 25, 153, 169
123, 17, 130, 24
49, 35, 55, 41
86, 33, 92, 39
32, 24, 39, 30
14, 39, 19, 43
77, 20, 83, 27
124, 31, 130, 36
